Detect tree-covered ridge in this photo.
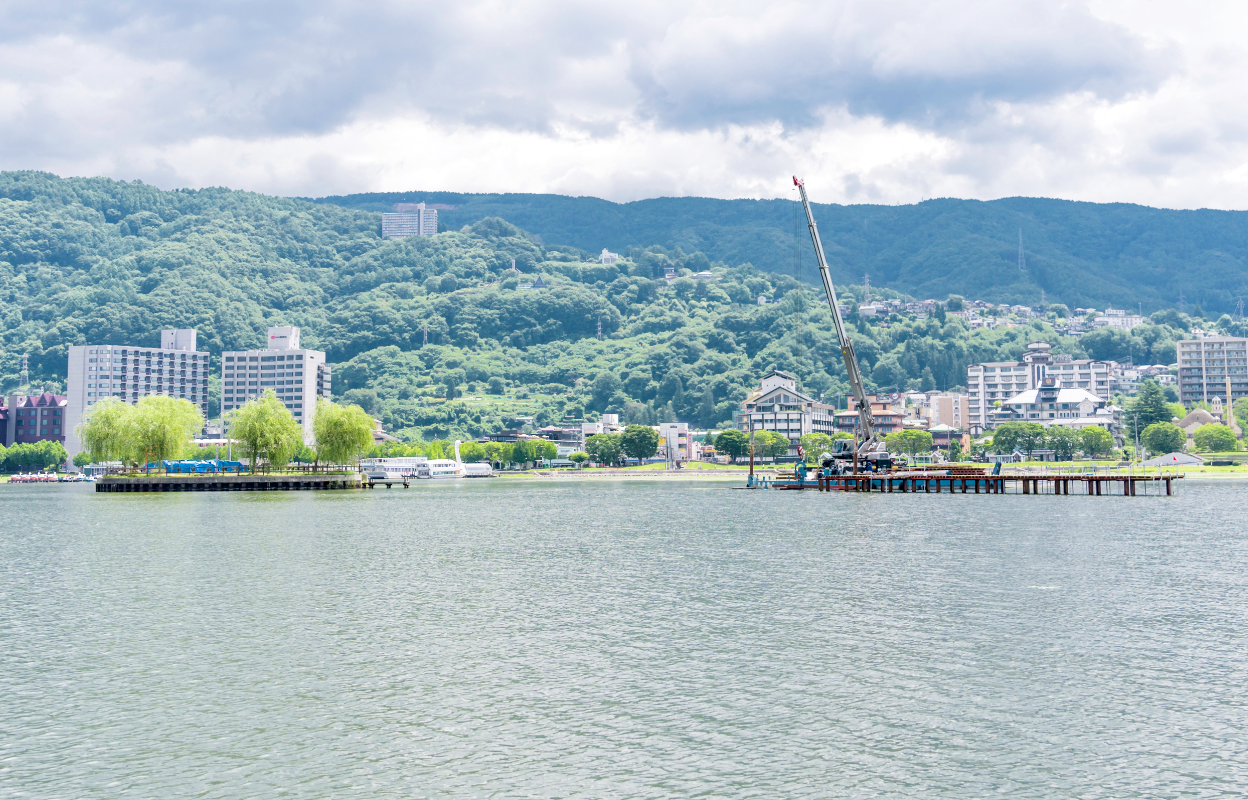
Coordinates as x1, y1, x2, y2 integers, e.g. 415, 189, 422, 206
316, 189, 1248, 314
0, 171, 1199, 443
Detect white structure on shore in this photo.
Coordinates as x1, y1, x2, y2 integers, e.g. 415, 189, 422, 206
64, 329, 210, 463
221, 327, 330, 444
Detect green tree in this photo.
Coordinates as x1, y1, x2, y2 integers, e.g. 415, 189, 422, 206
1078, 426, 1114, 458
129, 395, 205, 467
992, 421, 1046, 457
76, 398, 137, 465
1046, 427, 1079, 461
713, 429, 750, 463
755, 430, 791, 459
698, 386, 716, 428
231, 391, 304, 472
800, 433, 836, 464
458, 441, 487, 462
487, 376, 505, 394
947, 439, 963, 462
568, 451, 589, 467
73, 451, 92, 468
621, 424, 660, 461
585, 433, 622, 466
1141, 422, 1186, 456
1193, 423, 1237, 452
1127, 380, 1174, 430
884, 429, 934, 458
313, 399, 375, 468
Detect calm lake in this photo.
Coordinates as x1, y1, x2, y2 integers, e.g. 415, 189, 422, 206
2, 479, 1247, 798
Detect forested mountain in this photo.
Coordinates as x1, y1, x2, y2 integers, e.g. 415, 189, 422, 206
315, 190, 1248, 314
0, 171, 1211, 441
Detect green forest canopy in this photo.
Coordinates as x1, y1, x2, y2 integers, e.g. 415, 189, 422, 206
315, 189, 1248, 314
0, 171, 1216, 442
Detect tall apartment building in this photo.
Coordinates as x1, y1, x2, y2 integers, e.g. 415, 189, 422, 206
221, 327, 330, 444
966, 342, 1117, 432
1177, 336, 1248, 406
64, 329, 210, 461
381, 203, 438, 238
926, 393, 971, 429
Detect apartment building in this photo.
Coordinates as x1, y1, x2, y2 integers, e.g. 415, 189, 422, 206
966, 342, 1116, 432
381, 203, 438, 238
1177, 336, 1248, 406
221, 327, 330, 444
925, 393, 971, 430
64, 329, 210, 461
737, 370, 838, 457
658, 422, 695, 463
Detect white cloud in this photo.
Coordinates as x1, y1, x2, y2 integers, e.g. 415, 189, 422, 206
1, 0, 1246, 208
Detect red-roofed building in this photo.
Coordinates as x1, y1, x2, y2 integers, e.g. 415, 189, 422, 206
2, 393, 69, 447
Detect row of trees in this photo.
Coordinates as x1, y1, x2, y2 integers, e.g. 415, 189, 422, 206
77, 391, 377, 472
991, 422, 1115, 461
584, 425, 662, 465
0, 440, 70, 472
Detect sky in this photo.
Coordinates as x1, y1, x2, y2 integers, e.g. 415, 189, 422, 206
3, 0, 1247, 208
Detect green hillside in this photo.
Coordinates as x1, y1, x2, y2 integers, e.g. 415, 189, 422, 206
315, 190, 1248, 314
0, 172, 1213, 441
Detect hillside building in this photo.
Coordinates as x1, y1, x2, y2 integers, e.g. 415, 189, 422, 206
64, 329, 210, 462
381, 203, 437, 238
966, 342, 1117, 433
1177, 336, 1248, 407
221, 326, 330, 444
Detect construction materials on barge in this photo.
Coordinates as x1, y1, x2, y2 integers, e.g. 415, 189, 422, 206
749, 464, 1180, 496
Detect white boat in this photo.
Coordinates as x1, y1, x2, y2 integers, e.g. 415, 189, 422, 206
360, 457, 429, 479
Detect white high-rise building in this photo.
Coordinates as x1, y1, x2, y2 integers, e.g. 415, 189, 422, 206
221, 327, 331, 444
65, 329, 210, 461
381, 203, 438, 238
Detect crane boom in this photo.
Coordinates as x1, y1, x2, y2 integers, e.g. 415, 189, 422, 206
793, 177, 878, 451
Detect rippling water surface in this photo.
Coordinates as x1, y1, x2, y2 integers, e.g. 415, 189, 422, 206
3, 479, 1247, 798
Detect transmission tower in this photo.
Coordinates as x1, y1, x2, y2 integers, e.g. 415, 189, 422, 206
1018, 228, 1026, 271
1236, 298, 1245, 321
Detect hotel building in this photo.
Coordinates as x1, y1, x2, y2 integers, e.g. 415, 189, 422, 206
221, 326, 330, 444
966, 342, 1117, 432
65, 329, 210, 461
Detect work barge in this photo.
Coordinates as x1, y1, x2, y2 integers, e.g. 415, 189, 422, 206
751, 466, 1181, 496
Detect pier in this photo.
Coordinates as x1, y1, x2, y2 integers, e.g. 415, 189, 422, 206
799, 468, 1179, 496
96, 473, 361, 492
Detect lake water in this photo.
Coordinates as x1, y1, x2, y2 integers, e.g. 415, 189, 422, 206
3, 479, 1247, 798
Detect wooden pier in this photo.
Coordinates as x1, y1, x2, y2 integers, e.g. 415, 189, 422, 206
96, 473, 361, 492
798, 468, 1179, 497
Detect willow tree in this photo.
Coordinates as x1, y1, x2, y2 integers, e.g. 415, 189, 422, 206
76, 398, 136, 465
129, 395, 204, 466
312, 399, 375, 469
231, 391, 304, 472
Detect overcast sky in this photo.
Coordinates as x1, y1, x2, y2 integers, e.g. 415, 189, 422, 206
3, 0, 1246, 208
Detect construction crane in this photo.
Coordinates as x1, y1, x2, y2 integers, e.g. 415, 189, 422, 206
793, 177, 891, 472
